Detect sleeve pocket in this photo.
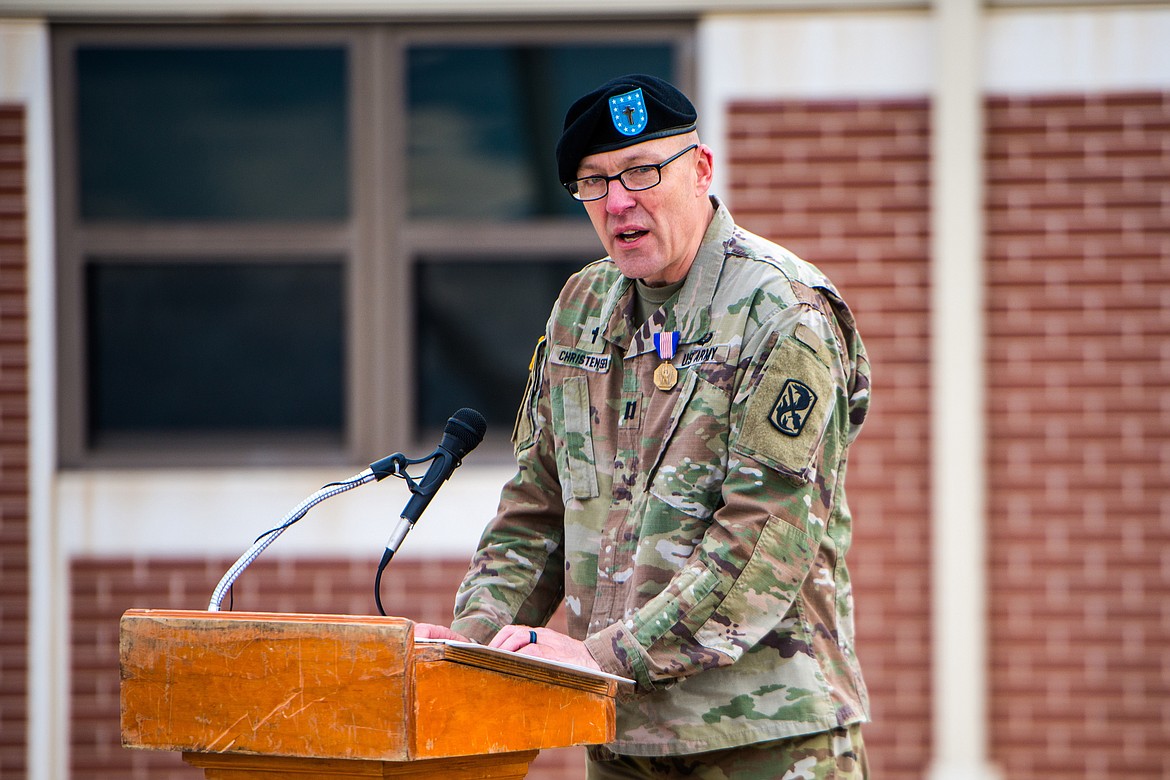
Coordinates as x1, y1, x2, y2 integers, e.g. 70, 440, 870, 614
692, 514, 815, 660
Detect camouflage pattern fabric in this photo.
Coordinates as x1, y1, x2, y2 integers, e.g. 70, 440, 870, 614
451, 197, 871, 756
585, 724, 867, 779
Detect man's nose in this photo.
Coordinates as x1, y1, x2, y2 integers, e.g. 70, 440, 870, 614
605, 180, 636, 214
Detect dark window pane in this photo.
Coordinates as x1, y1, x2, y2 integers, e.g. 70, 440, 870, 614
86, 261, 345, 442
414, 257, 582, 435
77, 46, 349, 221
407, 44, 674, 219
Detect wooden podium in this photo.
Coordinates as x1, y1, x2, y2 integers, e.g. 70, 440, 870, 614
120, 610, 622, 779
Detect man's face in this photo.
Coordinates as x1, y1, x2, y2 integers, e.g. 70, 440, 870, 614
577, 135, 713, 285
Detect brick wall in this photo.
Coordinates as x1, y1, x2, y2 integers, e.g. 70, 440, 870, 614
727, 97, 934, 778
0, 105, 29, 779
984, 92, 1170, 779
71, 556, 581, 779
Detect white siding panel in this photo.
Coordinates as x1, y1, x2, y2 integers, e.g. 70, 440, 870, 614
57, 465, 513, 560
985, 7, 1170, 93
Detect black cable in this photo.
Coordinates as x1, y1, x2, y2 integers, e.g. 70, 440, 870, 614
374, 547, 393, 616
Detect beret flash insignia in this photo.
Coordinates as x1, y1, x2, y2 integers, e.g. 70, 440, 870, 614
609, 87, 648, 136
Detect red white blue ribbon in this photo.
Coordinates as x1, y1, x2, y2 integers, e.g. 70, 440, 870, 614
654, 331, 680, 361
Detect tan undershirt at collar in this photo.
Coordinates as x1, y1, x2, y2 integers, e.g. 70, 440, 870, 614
633, 278, 685, 326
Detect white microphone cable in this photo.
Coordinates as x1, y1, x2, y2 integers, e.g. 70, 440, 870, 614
206, 469, 375, 611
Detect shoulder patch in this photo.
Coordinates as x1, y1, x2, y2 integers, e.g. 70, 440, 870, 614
733, 337, 834, 482
511, 337, 546, 453
770, 379, 817, 436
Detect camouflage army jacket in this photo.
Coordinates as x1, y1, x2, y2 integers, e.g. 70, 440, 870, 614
451, 198, 871, 756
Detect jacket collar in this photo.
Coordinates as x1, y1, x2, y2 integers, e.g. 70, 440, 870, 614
598, 196, 732, 357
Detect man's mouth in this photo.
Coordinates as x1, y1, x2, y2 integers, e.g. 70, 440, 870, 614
616, 229, 648, 244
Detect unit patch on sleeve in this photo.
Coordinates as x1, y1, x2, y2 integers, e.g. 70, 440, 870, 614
511, 336, 546, 454
733, 336, 833, 481
770, 379, 817, 437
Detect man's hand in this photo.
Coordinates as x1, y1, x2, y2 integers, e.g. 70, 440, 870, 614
413, 623, 470, 642
489, 625, 601, 671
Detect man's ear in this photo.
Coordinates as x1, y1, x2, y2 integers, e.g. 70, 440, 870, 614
694, 144, 715, 194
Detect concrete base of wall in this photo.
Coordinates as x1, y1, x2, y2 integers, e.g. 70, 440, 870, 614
927, 761, 1003, 780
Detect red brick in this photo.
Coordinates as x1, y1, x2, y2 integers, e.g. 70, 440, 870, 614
986, 92, 1170, 780
0, 102, 27, 779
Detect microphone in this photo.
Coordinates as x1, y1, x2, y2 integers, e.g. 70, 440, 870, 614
374, 408, 486, 616
380, 408, 487, 561
402, 407, 487, 524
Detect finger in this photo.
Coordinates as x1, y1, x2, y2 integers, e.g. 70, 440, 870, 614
514, 632, 601, 671
488, 625, 534, 652
485, 626, 512, 649
413, 623, 468, 642
516, 643, 552, 659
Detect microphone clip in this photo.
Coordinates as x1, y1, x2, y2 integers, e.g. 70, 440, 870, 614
369, 451, 436, 495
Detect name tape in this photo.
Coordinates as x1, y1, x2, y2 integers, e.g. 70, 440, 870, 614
551, 347, 612, 373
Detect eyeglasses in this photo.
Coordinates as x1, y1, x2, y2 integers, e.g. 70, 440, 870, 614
564, 144, 699, 202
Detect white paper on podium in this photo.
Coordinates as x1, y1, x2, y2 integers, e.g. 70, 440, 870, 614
416, 637, 635, 686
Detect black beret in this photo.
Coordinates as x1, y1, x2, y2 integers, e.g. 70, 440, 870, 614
556, 73, 697, 184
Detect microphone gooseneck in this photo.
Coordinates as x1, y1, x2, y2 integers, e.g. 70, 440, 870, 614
207, 470, 375, 611
206, 408, 486, 615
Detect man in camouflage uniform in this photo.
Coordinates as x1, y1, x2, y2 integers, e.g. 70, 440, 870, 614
417, 74, 871, 779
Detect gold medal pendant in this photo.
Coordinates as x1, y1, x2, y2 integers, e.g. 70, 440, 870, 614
653, 330, 681, 392
654, 361, 678, 391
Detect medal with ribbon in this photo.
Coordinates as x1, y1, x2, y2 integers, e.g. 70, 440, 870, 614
653, 330, 680, 391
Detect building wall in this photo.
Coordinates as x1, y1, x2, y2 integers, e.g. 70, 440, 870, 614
63, 88, 937, 776
60, 92, 940, 780
720, 84, 1170, 780
0, 103, 29, 779
984, 91, 1170, 779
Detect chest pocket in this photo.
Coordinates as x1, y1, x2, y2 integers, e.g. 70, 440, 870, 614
647, 367, 732, 520
552, 375, 600, 502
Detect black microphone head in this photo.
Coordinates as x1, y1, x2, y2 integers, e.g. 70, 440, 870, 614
443, 408, 487, 458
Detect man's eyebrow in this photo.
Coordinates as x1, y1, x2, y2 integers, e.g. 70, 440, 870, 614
578, 152, 658, 176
